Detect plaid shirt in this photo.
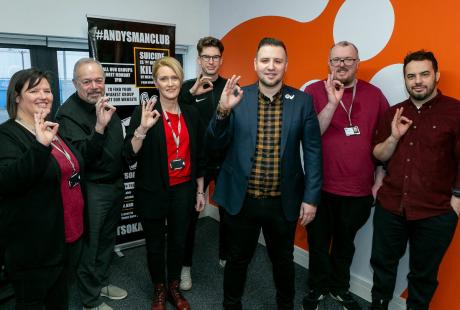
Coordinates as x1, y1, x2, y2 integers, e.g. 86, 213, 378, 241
247, 89, 283, 198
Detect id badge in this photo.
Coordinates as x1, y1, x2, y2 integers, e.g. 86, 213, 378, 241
344, 125, 360, 136
68, 171, 81, 188
170, 158, 185, 170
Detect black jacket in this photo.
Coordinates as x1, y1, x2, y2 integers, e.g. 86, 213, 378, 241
0, 119, 103, 272
124, 102, 205, 219
56, 93, 124, 183
179, 76, 227, 169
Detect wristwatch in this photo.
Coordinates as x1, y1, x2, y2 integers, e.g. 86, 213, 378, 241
216, 103, 231, 120
452, 188, 460, 198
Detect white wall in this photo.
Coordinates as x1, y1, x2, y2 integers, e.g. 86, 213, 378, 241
0, 0, 209, 47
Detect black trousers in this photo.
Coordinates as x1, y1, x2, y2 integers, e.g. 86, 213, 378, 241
306, 191, 373, 294
370, 204, 458, 310
183, 168, 226, 266
10, 238, 82, 310
77, 180, 124, 307
222, 196, 296, 310
142, 181, 194, 283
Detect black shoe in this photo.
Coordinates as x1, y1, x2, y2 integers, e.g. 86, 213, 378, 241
329, 291, 361, 310
302, 290, 325, 310
369, 299, 388, 310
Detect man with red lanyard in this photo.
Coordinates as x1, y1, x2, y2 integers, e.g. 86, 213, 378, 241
302, 41, 389, 310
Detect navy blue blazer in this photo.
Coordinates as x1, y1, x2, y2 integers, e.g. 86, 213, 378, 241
207, 83, 322, 221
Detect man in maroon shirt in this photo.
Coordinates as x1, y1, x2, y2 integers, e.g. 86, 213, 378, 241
302, 41, 388, 310
371, 50, 460, 310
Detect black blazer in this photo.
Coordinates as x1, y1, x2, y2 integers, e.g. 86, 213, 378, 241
124, 102, 205, 219
0, 119, 102, 272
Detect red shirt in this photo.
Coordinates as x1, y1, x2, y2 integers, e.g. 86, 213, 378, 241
162, 111, 192, 186
373, 92, 460, 220
306, 79, 389, 196
51, 136, 84, 243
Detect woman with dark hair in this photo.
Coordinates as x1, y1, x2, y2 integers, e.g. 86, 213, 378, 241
0, 68, 115, 309
124, 57, 205, 310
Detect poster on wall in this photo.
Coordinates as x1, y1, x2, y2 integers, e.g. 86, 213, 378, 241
87, 15, 175, 249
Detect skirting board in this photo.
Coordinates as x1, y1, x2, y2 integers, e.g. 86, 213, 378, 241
202, 204, 406, 310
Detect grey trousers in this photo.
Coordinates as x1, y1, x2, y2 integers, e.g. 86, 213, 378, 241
77, 180, 124, 307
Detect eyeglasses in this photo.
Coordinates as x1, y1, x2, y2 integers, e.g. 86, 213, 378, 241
200, 55, 221, 62
78, 78, 104, 87
329, 58, 357, 66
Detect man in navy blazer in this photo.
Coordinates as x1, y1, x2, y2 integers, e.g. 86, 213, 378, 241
207, 37, 322, 310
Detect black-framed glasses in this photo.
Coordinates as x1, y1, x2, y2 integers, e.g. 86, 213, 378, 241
200, 55, 221, 62
329, 57, 357, 66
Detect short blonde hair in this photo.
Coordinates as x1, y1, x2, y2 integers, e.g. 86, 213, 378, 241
152, 56, 184, 84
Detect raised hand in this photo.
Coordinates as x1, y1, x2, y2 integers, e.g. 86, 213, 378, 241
219, 75, 243, 110
390, 107, 413, 141
189, 73, 214, 96
95, 96, 117, 134
324, 73, 344, 106
139, 96, 161, 133
34, 109, 59, 146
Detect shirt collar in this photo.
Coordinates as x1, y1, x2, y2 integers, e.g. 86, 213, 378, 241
258, 86, 283, 104
74, 92, 96, 113
409, 90, 441, 111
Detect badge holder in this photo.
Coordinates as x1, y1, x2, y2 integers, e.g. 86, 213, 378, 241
344, 125, 360, 136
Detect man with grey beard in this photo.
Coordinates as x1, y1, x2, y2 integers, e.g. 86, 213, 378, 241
56, 58, 126, 310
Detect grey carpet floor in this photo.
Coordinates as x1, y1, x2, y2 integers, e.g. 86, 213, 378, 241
1, 217, 370, 309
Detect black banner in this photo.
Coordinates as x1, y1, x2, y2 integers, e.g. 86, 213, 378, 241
87, 16, 175, 246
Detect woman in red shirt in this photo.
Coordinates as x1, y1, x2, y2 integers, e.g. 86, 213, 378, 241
125, 57, 205, 310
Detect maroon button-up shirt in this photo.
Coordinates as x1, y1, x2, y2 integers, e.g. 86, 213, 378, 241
373, 92, 460, 220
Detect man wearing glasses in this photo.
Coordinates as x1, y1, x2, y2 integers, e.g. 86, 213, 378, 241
302, 41, 389, 310
56, 58, 126, 310
178, 36, 228, 291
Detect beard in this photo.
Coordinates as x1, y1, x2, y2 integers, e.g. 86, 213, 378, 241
406, 82, 436, 102
258, 74, 283, 89
334, 68, 355, 87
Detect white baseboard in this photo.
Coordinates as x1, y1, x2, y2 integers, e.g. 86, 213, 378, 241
202, 203, 220, 220
201, 205, 406, 310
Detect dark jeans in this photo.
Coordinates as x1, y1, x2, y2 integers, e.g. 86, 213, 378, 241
223, 196, 296, 310
142, 181, 194, 283
77, 180, 124, 307
306, 191, 373, 294
370, 204, 458, 310
11, 239, 82, 310
183, 168, 226, 267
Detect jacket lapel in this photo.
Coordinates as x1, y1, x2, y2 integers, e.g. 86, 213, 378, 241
281, 87, 296, 158
155, 103, 169, 186
244, 84, 259, 148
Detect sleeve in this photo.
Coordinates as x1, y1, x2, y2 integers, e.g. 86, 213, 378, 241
454, 118, 460, 189
0, 131, 52, 197
304, 82, 324, 115
372, 107, 394, 149
123, 105, 142, 165
179, 81, 195, 106
301, 95, 323, 205
373, 90, 391, 167
56, 113, 106, 163
205, 109, 233, 152
378, 89, 390, 116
